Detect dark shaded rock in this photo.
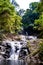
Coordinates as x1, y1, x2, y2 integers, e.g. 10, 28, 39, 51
15, 46, 19, 53
19, 47, 30, 60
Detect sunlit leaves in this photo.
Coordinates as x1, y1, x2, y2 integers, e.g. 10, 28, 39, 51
0, 0, 22, 33
35, 14, 43, 30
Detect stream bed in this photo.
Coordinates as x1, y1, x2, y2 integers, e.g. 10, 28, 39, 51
0, 35, 43, 65
0, 60, 43, 65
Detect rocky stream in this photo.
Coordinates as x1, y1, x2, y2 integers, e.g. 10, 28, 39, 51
0, 35, 43, 65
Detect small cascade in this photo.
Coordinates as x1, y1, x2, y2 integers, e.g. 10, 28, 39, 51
1, 35, 28, 60
8, 41, 15, 60
7, 41, 22, 60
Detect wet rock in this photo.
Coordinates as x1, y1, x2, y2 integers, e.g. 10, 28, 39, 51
25, 54, 43, 63
0, 41, 12, 59
0, 55, 4, 60
25, 56, 31, 63
18, 46, 30, 60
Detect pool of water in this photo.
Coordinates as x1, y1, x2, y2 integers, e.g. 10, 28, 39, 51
0, 60, 43, 65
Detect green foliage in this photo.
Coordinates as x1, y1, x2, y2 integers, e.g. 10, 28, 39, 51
0, 0, 22, 33
0, 0, 15, 32
22, 1, 43, 37
34, 14, 43, 30
29, 2, 38, 11
22, 2, 39, 34
13, 15, 22, 33
37, 2, 43, 13
34, 1, 43, 38
22, 10, 39, 29
22, 9, 33, 28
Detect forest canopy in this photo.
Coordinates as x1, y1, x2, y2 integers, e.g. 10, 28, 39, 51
0, 0, 43, 38
22, 1, 43, 38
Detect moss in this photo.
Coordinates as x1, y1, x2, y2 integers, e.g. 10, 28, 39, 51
0, 34, 3, 41
27, 41, 31, 48
0, 33, 7, 41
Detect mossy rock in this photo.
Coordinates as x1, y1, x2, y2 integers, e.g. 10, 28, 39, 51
0, 34, 3, 41
0, 34, 7, 41
27, 41, 31, 47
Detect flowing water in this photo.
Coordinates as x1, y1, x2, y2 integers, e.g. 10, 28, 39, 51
0, 60, 42, 65
4, 40, 23, 60
0, 36, 42, 65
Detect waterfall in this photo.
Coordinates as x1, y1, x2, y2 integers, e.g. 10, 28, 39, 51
2, 35, 27, 60
6, 40, 22, 60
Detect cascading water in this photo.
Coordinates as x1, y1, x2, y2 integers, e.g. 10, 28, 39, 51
6, 40, 22, 60
8, 41, 16, 60
1, 35, 27, 60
